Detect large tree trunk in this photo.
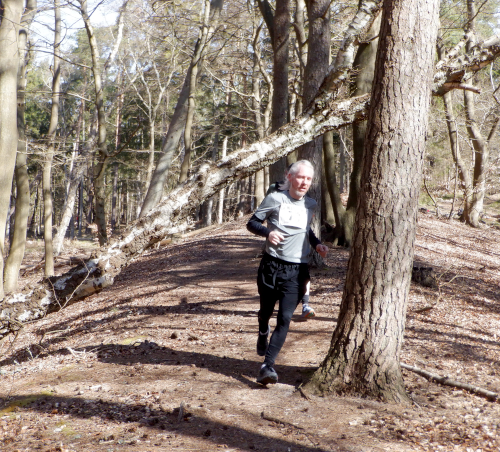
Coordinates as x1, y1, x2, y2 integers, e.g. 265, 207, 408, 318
0, 0, 23, 300
306, 0, 440, 402
3, 0, 36, 293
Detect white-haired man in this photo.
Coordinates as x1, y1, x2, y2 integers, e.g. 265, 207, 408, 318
247, 159, 328, 385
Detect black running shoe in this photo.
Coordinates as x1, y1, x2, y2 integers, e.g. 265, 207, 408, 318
257, 364, 278, 385
256, 326, 270, 356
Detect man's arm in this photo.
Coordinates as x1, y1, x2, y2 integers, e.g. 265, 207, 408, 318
247, 214, 270, 238
308, 229, 328, 258
247, 215, 285, 245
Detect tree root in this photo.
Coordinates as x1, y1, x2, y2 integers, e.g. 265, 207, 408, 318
401, 362, 498, 401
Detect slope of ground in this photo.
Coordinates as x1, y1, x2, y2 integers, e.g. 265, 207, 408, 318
1, 212, 500, 452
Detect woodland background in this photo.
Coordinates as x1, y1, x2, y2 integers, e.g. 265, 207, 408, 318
2, 0, 499, 294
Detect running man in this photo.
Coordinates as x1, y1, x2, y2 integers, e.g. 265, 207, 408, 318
246, 160, 328, 385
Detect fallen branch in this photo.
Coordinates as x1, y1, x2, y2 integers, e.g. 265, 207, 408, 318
401, 362, 498, 401
261, 411, 305, 430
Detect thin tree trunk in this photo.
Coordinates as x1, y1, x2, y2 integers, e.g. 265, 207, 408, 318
80, 0, 128, 245
3, 0, 36, 293
298, 0, 331, 266
268, 0, 290, 183
217, 136, 228, 224
460, 0, 499, 227
442, 91, 473, 219
53, 100, 85, 255
141, 0, 224, 215
43, 0, 62, 277
252, 22, 266, 207
179, 0, 213, 183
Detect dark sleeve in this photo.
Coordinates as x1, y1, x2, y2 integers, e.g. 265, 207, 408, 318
308, 228, 321, 250
247, 214, 271, 238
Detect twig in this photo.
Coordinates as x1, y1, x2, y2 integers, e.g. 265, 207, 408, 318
261, 411, 305, 430
401, 362, 498, 401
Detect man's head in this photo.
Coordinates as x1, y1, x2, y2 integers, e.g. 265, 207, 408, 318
286, 160, 314, 200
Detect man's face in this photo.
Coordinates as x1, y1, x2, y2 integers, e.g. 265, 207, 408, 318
287, 164, 314, 200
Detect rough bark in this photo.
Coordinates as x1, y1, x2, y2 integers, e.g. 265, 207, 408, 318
306, 0, 440, 402
0, 0, 23, 300
3, 0, 36, 293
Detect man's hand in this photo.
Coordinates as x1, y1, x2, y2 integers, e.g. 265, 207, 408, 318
316, 244, 328, 258
268, 230, 285, 245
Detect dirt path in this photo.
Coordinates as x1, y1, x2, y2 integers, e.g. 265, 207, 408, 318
1, 213, 500, 451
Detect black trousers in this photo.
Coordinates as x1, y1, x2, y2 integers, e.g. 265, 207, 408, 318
257, 253, 309, 366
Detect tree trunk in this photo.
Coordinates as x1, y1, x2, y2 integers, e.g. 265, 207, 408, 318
306, 0, 440, 402
43, 0, 62, 277
268, 0, 290, 183
3, 0, 36, 293
459, 0, 499, 227
442, 91, 473, 219
321, 148, 335, 225
0, 0, 23, 299
331, 12, 381, 247
141, 0, 224, 215
298, 0, 331, 266
80, 0, 128, 245
53, 100, 85, 255
252, 22, 267, 207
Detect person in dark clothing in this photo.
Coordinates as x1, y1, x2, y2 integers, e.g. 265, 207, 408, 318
247, 160, 328, 385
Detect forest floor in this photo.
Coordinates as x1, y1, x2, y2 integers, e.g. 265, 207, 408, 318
1, 209, 500, 452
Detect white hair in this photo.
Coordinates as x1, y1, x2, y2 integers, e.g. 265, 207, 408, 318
281, 160, 314, 190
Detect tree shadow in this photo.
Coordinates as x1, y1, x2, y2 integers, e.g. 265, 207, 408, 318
0, 392, 337, 452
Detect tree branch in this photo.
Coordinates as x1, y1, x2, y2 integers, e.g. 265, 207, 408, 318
401, 363, 498, 401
